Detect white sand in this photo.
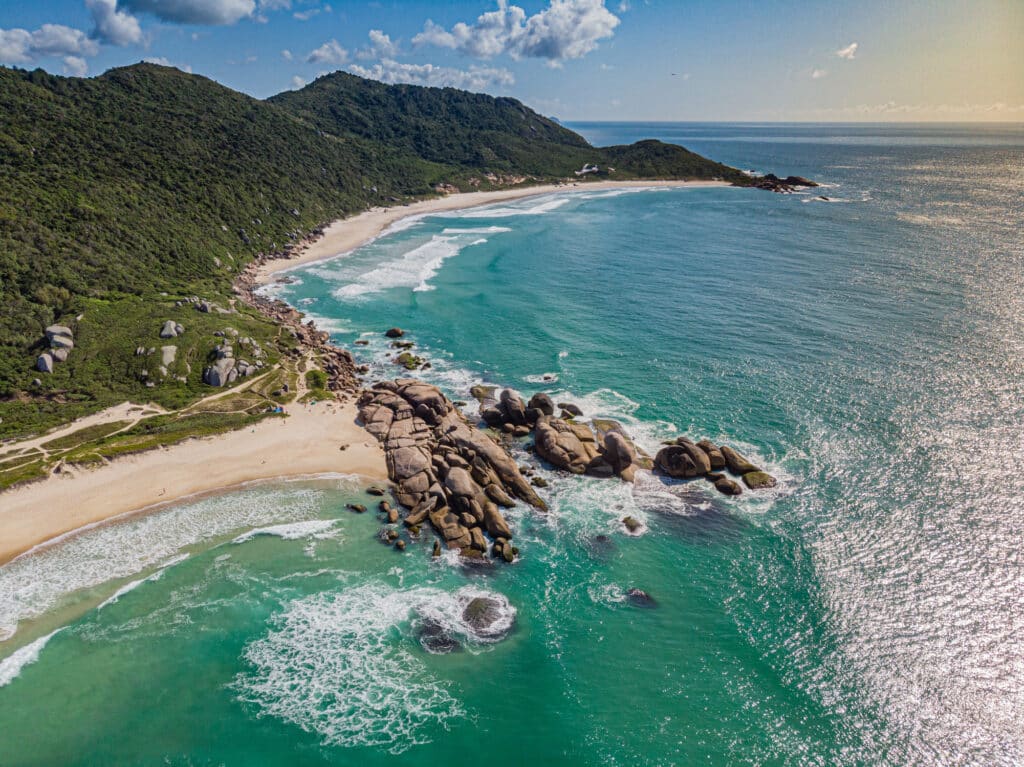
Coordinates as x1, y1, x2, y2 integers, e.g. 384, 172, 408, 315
0, 401, 386, 565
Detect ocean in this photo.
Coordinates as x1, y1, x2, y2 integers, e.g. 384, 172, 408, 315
1, 122, 1022, 766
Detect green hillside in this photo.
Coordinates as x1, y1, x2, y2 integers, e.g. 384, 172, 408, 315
270, 71, 747, 181
0, 63, 749, 442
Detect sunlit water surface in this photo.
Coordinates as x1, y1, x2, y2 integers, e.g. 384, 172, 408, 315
1, 123, 1022, 766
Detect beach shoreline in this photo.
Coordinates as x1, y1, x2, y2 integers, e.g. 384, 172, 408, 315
1, 179, 725, 567
0, 400, 386, 566
254, 179, 729, 285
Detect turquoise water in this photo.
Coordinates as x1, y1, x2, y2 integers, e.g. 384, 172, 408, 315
2, 123, 1023, 765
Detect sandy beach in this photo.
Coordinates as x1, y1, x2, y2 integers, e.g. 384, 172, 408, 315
254, 179, 729, 285
0, 400, 386, 566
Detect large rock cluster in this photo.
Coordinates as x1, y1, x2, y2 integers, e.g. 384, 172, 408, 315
654, 437, 776, 493
754, 174, 818, 193
202, 343, 259, 387
478, 387, 649, 482
36, 324, 75, 373
359, 379, 546, 561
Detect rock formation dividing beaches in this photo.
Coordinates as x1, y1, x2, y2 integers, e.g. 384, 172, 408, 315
476, 386, 652, 482
360, 376, 778, 560
359, 380, 546, 562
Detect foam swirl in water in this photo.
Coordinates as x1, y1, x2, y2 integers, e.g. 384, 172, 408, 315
233, 582, 515, 753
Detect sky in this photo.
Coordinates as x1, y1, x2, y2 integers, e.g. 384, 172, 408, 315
1, 0, 1022, 122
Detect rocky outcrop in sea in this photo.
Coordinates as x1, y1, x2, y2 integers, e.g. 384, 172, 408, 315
359, 380, 546, 561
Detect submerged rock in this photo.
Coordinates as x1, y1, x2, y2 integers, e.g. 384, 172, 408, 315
418, 617, 461, 654
462, 597, 503, 634
742, 471, 777, 490
714, 477, 743, 496
625, 588, 657, 608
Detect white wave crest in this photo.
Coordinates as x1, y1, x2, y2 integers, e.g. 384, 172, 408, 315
97, 553, 190, 610
232, 519, 339, 545
439, 226, 512, 234
331, 233, 486, 300
0, 630, 61, 688
0, 483, 349, 642
524, 372, 559, 384
446, 195, 571, 218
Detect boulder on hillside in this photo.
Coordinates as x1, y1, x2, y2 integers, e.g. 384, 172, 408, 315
36, 353, 54, 373
202, 357, 236, 386
160, 320, 184, 339
45, 324, 73, 341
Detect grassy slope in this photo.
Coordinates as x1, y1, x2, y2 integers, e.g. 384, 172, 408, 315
0, 63, 749, 443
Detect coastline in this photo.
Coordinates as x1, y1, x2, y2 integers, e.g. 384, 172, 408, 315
254, 179, 729, 285
0, 400, 386, 566
1, 179, 723, 568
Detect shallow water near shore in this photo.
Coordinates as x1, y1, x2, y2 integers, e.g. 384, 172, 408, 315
2, 123, 1023, 765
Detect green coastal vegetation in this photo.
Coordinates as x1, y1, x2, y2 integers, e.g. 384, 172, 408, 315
0, 62, 750, 464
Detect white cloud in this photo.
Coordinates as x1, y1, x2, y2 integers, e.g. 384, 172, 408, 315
122, 0, 256, 25
0, 29, 32, 63
307, 39, 348, 65
293, 8, 320, 20
347, 59, 515, 91
143, 56, 192, 72
836, 42, 858, 60
618, 0, 630, 11
0, 23, 101, 65
281, 49, 293, 60
260, 0, 291, 9
356, 29, 398, 60
63, 55, 88, 76
86, 0, 143, 46
811, 68, 827, 79
31, 24, 100, 58
290, 74, 306, 89
413, 0, 619, 64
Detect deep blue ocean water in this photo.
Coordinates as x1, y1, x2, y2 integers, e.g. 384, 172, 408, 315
1, 123, 1022, 766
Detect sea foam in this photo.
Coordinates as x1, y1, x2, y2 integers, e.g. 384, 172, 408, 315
0, 483, 348, 642
233, 581, 514, 753
0, 630, 61, 688
331, 229, 498, 300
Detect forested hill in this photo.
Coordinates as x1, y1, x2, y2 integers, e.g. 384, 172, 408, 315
0, 63, 748, 440
270, 70, 746, 182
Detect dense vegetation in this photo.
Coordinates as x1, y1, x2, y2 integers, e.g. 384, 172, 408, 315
271, 71, 747, 182
0, 62, 748, 442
